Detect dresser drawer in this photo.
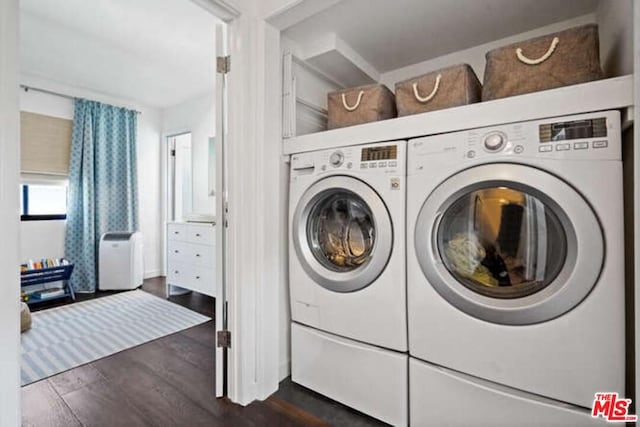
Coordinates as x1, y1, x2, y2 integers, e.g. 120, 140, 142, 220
167, 240, 190, 264
188, 224, 215, 245
167, 261, 190, 286
189, 244, 215, 268
190, 266, 215, 296
168, 223, 189, 242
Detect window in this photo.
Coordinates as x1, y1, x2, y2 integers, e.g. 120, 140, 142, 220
21, 183, 68, 221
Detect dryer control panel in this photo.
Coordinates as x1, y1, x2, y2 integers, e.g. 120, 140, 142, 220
408, 110, 621, 170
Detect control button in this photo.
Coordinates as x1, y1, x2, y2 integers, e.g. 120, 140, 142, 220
539, 145, 553, 152
379, 161, 387, 168
483, 132, 505, 151
360, 163, 368, 169
574, 142, 589, 150
329, 151, 344, 167
388, 161, 398, 167
514, 145, 524, 154
369, 162, 377, 168
593, 140, 608, 149
556, 143, 570, 151
467, 150, 475, 158
321, 165, 327, 171
347, 162, 353, 169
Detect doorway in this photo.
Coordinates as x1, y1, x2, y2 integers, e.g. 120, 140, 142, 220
167, 132, 194, 223
16, 0, 230, 415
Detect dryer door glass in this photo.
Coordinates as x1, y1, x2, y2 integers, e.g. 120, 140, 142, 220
415, 163, 604, 325
307, 190, 375, 272
437, 187, 567, 299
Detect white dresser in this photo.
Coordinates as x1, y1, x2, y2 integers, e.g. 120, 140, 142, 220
166, 222, 216, 297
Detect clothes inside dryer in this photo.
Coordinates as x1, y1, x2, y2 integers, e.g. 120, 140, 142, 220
307, 190, 376, 272
437, 187, 567, 299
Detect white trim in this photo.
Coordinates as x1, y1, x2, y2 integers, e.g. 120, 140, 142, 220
143, 270, 163, 279
265, 0, 344, 30
223, 13, 284, 404
633, 0, 640, 419
190, 0, 240, 23
0, 0, 22, 425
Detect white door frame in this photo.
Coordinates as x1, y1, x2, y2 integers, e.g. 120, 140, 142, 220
0, 0, 22, 425
194, 0, 287, 404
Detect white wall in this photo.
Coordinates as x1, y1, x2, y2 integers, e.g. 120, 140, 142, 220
19, 77, 164, 279
597, 0, 634, 77
162, 93, 216, 215
0, 0, 21, 424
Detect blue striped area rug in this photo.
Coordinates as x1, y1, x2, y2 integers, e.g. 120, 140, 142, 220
21, 290, 210, 386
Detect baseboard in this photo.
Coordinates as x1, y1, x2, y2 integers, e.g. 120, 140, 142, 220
144, 270, 163, 279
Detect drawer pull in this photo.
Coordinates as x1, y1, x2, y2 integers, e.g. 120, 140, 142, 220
196, 276, 201, 280
174, 231, 179, 234
196, 254, 201, 257
174, 250, 179, 253
196, 233, 201, 237
174, 270, 179, 274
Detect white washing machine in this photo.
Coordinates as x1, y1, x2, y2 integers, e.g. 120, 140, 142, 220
407, 111, 624, 426
289, 141, 408, 426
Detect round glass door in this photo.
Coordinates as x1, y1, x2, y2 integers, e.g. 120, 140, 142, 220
438, 187, 567, 299
293, 176, 393, 293
415, 164, 604, 325
307, 191, 375, 272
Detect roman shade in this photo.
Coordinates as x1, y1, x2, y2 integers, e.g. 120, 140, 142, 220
20, 111, 72, 176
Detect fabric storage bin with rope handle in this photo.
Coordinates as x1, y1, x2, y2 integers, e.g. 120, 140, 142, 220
482, 24, 603, 101
327, 84, 396, 130
394, 64, 481, 117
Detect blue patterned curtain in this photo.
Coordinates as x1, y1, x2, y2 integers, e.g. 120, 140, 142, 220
65, 99, 139, 292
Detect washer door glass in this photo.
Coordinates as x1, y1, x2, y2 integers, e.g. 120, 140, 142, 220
293, 176, 393, 293
414, 164, 604, 325
307, 191, 375, 272
438, 187, 567, 299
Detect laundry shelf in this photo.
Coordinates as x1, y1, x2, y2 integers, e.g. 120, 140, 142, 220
283, 75, 634, 155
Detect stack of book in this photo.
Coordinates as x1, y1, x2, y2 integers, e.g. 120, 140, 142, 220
21, 258, 70, 272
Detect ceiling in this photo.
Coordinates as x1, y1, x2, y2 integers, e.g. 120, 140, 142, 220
284, 0, 599, 73
20, 0, 220, 109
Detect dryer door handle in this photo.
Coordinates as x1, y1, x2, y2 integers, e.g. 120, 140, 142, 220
430, 211, 443, 262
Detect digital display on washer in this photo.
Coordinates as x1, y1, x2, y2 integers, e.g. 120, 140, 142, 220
361, 145, 397, 161
539, 117, 607, 142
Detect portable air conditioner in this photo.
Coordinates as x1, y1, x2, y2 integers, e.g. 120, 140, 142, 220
99, 231, 144, 290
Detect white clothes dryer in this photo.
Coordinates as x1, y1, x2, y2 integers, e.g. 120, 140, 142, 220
289, 141, 408, 426
407, 111, 624, 425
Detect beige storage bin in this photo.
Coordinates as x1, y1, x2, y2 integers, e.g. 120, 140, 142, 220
482, 24, 603, 101
327, 84, 396, 129
395, 64, 481, 117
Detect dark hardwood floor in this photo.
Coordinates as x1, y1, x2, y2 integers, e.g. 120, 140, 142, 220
23, 277, 384, 426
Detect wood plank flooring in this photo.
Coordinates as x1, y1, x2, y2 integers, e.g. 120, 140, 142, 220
22, 278, 384, 426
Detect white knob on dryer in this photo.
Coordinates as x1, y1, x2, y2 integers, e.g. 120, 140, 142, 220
329, 151, 344, 167
484, 132, 506, 151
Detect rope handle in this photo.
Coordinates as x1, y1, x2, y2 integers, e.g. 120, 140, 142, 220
341, 91, 364, 112
412, 74, 442, 103
516, 37, 560, 65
